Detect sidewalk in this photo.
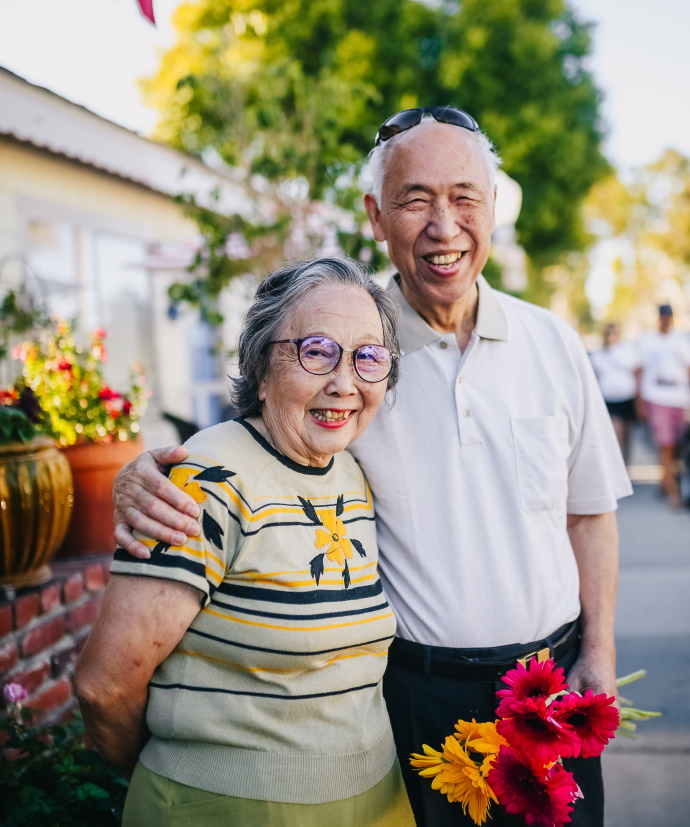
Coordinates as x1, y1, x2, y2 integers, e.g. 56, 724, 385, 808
603, 427, 690, 826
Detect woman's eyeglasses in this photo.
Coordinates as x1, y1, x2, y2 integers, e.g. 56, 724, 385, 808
268, 337, 397, 383
375, 106, 478, 146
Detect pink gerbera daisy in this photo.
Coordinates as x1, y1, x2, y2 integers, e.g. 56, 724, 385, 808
552, 690, 620, 758
497, 658, 568, 703
488, 747, 580, 827
496, 697, 579, 766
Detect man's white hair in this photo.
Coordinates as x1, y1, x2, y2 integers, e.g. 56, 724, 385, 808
362, 117, 502, 205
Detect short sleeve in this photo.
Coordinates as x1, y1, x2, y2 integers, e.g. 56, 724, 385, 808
111, 457, 247, 605
565, 336, 633, 514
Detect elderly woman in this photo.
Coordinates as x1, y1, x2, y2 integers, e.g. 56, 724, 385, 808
75, 258, 414, 826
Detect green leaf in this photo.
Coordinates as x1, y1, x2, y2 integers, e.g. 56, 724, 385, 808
0, 407, 38, 445
75, 782, 110, 800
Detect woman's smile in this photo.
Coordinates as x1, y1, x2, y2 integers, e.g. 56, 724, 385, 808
310, 408, 357, 427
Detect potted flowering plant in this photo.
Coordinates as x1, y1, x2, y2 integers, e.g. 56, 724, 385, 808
0, 386, 73, 588
15, 320, 149, 557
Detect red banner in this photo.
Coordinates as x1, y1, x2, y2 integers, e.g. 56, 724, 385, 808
135, 0, 155, 24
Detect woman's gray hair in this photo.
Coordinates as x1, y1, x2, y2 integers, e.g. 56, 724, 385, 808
363, 119, 502, 206
232, 257, 400, 417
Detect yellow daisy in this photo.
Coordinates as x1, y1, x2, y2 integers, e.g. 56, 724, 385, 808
455, 718, 508, 755
411, 729, 501, 825
314, 509, 352, 566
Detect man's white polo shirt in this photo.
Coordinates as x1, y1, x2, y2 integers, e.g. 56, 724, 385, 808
348, 276, 632, 648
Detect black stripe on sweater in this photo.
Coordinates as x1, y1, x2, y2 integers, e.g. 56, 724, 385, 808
148, 680, 380, 701
214, 580, 384, 604
186, 628, 394, 656
113, 549, 207, 581
207, 598, 391, 622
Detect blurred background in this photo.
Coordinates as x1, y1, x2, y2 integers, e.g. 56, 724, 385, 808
2, 0, 690, 436
0, 2, 688, 824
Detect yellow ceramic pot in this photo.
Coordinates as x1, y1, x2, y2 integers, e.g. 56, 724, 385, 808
0, 437, 73, 588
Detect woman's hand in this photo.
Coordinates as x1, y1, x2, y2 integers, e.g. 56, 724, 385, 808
74, 574, 202, 777
113, 446, 202, 558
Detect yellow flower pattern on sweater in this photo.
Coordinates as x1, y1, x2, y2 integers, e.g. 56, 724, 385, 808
302, 493, 367, 589
169, 468, 207, 504
314, 509, 353, 567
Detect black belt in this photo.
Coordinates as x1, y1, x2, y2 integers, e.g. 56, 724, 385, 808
388, 619, 580, 683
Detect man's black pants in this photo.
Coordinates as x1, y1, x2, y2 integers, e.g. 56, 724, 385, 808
382, 633, 604, 827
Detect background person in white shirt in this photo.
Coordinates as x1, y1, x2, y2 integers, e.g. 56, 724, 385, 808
589, 322, 639, 464
636, 304, 690, 508
112, 107, 631, 827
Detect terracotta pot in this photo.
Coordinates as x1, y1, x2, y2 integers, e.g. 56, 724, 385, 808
58, 438, 143, 559
0, 437, 73, 588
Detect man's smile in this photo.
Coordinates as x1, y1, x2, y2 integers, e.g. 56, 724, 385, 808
422, 251, 468, 273
424, 251, 465, 266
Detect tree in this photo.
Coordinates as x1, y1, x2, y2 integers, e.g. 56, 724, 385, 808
583, 150, 690, 330
144, 0, 608, 301
644, 150, 690, 269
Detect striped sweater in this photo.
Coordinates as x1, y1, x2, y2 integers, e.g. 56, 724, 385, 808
111, 418, 397, 804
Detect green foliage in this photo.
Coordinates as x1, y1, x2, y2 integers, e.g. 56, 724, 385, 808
145, 0, 608, 276
17, 321, 148, 446
0, 406, 37, 445
0, 701, 127, 826
169, 191, 292, 321
0, 385, 45, 445
0, 290, 45, 361
644, 150, 690, 267
584, 150, 690, 322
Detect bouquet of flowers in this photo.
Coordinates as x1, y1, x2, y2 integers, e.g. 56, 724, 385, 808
410, 658, 619, 826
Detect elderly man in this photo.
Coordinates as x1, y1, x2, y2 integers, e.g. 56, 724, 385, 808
113, 106, 631, 826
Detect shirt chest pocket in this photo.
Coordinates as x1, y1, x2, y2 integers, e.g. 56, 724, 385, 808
511, 416, 570, 514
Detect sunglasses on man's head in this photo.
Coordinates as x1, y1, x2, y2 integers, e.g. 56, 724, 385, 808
267, 337, 397, 383
374, 106, 479, 146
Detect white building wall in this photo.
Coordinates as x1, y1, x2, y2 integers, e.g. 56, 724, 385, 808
0, 138, 243, 448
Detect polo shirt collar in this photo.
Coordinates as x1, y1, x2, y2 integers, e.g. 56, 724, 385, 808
390, 274, 509, 355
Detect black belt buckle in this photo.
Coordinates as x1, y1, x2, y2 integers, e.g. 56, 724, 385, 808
517, 645, 550, 668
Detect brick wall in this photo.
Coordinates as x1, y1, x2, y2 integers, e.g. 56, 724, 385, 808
0, 556, 110, 724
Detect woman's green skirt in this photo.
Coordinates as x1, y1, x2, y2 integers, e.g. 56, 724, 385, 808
123, 758, 415, 826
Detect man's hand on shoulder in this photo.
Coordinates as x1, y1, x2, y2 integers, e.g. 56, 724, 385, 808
113, 446, 202, 559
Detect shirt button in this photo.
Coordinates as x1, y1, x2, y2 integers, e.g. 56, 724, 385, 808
457, 376, 463, 384
439, 341, 448, 349
462, 409, 471, 417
